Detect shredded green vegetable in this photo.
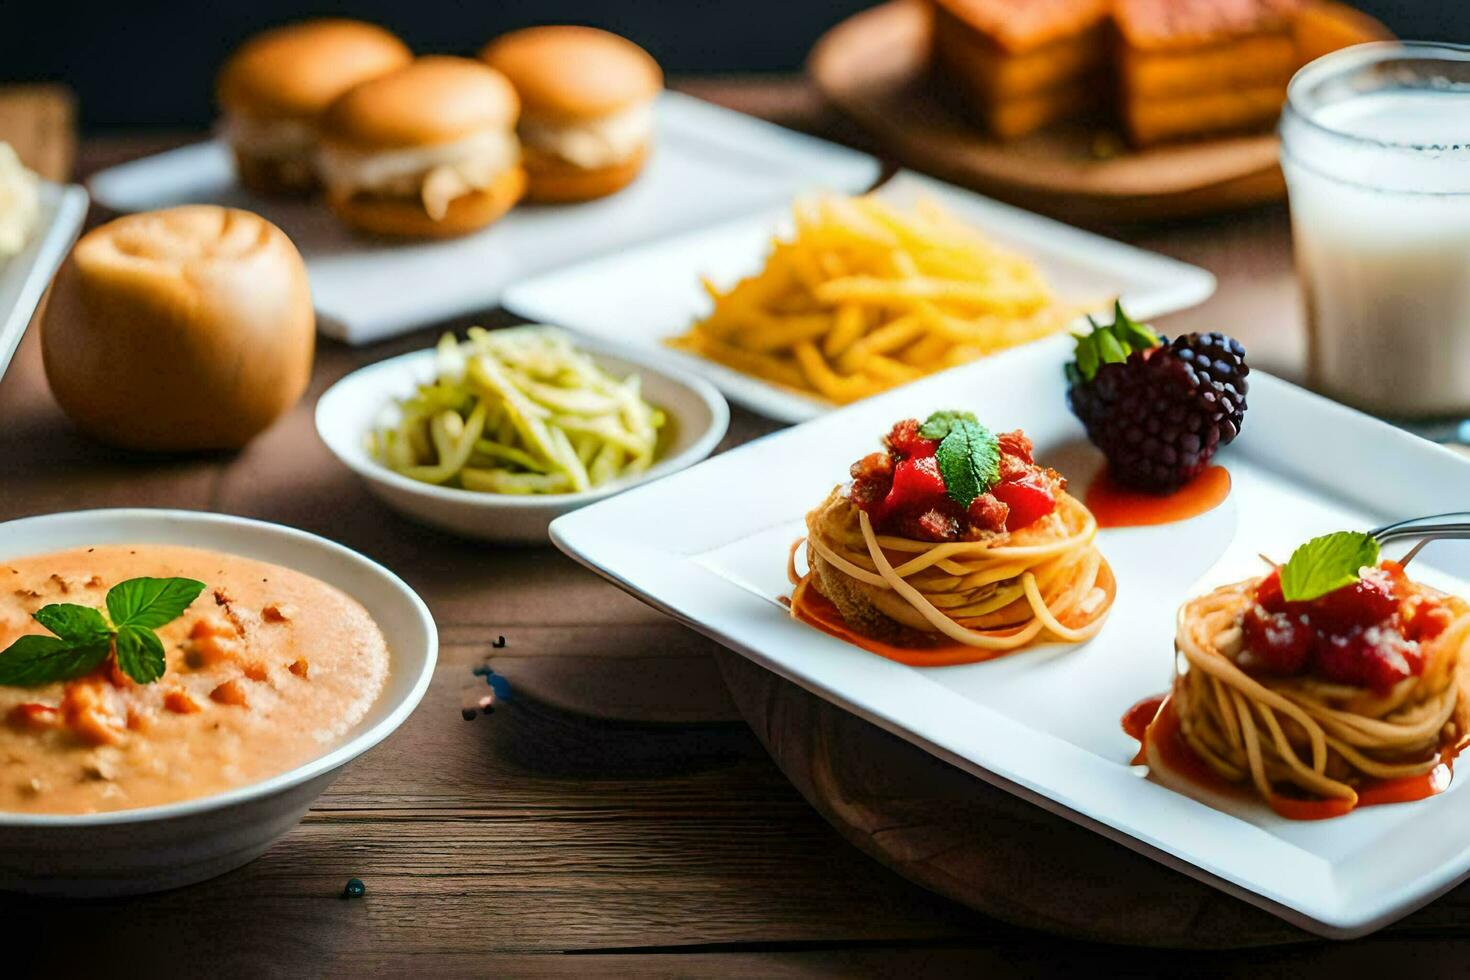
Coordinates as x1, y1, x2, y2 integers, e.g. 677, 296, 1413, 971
369, 327, 667, 495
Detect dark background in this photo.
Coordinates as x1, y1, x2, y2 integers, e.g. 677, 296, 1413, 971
2, 1, 1465, 132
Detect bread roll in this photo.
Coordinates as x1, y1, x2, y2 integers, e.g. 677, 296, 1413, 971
42, 206, 315, 452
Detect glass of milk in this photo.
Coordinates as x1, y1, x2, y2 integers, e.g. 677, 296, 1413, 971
1281, 42, 1470, 417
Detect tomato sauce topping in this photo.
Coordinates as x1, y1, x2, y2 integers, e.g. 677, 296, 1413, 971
1238, 560, 1445, 694
848, 420, 1064, 542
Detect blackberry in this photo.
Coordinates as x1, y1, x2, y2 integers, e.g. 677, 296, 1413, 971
1065, 304, 1249, 492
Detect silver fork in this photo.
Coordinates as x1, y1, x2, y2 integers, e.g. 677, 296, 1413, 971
1370, 513, 1470, 567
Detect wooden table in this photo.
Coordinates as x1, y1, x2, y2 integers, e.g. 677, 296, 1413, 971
7, 79, 1454, 977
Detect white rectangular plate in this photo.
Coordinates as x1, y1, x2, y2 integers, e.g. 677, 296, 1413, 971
0, 182, 88, 382
550, 332, 1470, 938
84, 92, 880, 346
504, 170, 1215, 423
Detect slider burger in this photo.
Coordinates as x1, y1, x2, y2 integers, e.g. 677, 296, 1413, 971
317, 57, 526, 238
480, 26, 662, 203
216, 19, 411, 195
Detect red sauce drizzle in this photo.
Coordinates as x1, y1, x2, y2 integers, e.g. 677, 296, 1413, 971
789, 577, 1016, 667
788, 564, 1116, 668
1121, 695, 1165, 749
1122, 694, 1463, 820
1086, 465, 1231, 529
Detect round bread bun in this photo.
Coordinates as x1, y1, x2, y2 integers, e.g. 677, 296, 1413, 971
326, 165, 526, 238
319, 56, 519, 152
479, 26, 662, 123
217, 19, 412, 122
521, 144, 647, 203
41, 206, 314, 453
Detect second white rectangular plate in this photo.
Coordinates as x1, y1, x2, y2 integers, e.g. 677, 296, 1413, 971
85, 92, 880, 346
549, 332, 1470, 938
504, 170, 1216, 423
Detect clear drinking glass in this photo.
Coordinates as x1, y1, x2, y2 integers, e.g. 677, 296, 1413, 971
1280, 42, 1470, 418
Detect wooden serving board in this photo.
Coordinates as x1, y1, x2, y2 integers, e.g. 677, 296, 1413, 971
714, 647, 1470, 947
808, 0, 1286, 224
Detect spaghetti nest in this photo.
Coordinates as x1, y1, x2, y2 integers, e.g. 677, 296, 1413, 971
794, 487, 1114, 654
1173, 579, 1470, 807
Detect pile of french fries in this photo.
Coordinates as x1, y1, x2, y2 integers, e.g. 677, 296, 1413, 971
669, 195, 1083, 404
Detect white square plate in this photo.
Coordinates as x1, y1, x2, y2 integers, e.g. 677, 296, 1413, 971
504, 170, 1216, 423
550, 332, 1470, 938
84, 92, 880, 345
0, 182, 88, 382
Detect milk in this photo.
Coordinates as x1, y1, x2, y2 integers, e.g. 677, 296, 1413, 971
1282, 71, 1470, 416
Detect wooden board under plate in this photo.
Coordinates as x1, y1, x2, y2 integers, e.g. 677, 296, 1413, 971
807, 0, 1289, 224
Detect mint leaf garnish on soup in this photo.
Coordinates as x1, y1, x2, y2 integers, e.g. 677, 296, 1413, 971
114, 624, 168, 684
30, 603, 110, 645
1279, 531, 1381, 603
106, 576, 207, 630
0, 635, 112, 686
0, 576, 205, 686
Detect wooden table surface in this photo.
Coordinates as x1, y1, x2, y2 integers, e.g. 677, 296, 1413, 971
6, 79, 1456, 978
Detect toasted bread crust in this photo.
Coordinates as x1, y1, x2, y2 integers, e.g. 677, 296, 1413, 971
810, 548, 910, 644
806, 490, 952, 646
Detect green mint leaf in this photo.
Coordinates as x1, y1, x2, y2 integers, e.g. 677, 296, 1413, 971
1280, 531, 1381, 602
0, 634, 110, 687
32, 603, 111, 644
105, 577, 206, 630
918, 410, 978, 441
114, 625, 167, 684
935, 420, 1000, 507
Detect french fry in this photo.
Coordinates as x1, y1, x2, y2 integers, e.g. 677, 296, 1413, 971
822, 303, 867, 358
673, 332, 809, 390
899, 330, 953, 368
794, 342, 876, 403
835, 313, 923, 374
669, 193, 1078, 405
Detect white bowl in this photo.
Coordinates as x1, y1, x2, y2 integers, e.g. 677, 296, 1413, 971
0, 509, 437, 896
316, 329, 732, 543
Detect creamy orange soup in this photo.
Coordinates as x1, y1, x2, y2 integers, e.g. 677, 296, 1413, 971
0, 545, 390, 814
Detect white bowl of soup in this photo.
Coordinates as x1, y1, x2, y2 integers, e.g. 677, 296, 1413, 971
315, 327, 731, 543
0, 509, 437, 896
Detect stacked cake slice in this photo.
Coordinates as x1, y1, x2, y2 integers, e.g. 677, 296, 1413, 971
930, 0, 1388, 146
931, 0, 1112, 139
1114, 0, 1304, 146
